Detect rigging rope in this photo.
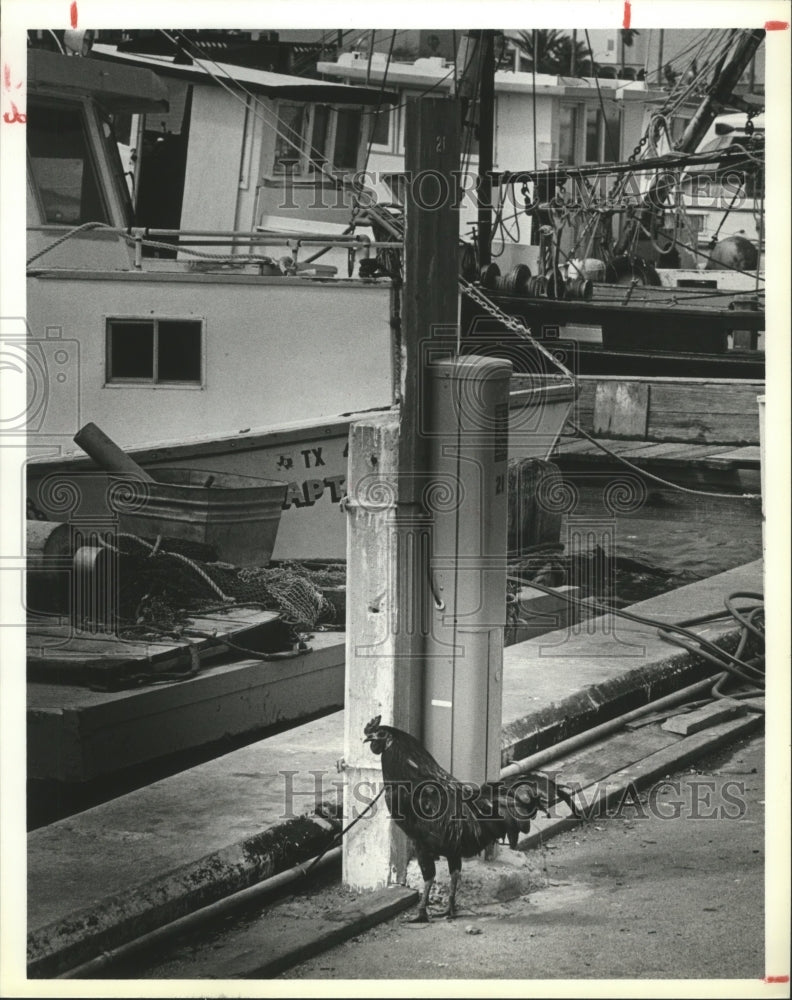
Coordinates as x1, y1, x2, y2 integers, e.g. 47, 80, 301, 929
563, 422, 760, 500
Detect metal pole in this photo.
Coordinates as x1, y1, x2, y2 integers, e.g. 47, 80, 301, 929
477, 30, 496, 269
656, 28, 664, 84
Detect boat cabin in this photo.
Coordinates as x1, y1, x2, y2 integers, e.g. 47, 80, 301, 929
23, 45, 575, 561
86, 44, 397, 248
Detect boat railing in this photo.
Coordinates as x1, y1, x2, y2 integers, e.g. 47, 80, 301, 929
26, 223, 403, 276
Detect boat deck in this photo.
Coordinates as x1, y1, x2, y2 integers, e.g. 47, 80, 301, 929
554, 437, 760, 471
28, 632, 346, 784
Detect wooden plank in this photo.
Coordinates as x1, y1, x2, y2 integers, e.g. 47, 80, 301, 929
577, 375, 765, 389
27, 607, 282, 683
610, 440, 700, 459
557, 440, 728, 462
661, 698, 747, 736
518, 712, 763, 850
558, 438, 655, 457
608, 441, 704, 464
644, 444, 741, 464
592, 439, 652, 455
701, 445, 761, 468
547, 727, 679, 790
554, 438, 604, 456
646, 381, 764, 444
593, 381, 649, 438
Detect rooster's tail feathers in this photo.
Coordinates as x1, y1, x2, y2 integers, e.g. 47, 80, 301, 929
509, 772, 580, 819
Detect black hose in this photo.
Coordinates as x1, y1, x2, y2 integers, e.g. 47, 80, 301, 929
508, 576, 765, 709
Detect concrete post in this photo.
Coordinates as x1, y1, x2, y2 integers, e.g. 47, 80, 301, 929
342, 413, 422, 890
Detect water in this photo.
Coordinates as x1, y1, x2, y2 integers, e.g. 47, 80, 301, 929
562, 485, 763, 606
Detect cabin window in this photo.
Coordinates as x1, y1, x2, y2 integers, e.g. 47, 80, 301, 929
106, 318, 203, 385
309, 105, 330, 169
271, 102, 362, 177
27, 102, 108, 224
272, 102, 335, 175
273, 102, 307, 173
370, 106, 392, 149
333, 108, 363, 170
559, 103, 583, 166
584, 105, 621, 163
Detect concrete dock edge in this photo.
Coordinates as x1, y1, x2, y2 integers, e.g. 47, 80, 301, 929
28, 804, 342, 979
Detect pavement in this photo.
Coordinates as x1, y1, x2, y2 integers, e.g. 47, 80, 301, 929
26, 559, 763, 978
278, 733, 770, 983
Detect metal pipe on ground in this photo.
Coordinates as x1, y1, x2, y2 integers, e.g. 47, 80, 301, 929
500, 674, 723, 780
57, 848, 342, 979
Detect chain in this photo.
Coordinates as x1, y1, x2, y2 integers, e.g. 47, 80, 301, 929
458, 277, 576, 381
744, 108, 761, 135
628, 131, 650, 164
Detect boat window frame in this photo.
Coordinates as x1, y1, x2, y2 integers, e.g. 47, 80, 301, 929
558, 100, 585, 167
368, 102, 395, 153
104, 315, 206, 389
96, 105, 136, 226
267, 99, 367, 182
26, 94, 131, 229
583, 102, 622, 164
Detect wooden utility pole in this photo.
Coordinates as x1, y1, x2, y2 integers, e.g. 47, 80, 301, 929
343, 96, 460, 891
456, 31, 496, 268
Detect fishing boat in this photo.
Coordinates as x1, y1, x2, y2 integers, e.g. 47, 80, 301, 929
19, 35, 581, 794
22, 41, 576, 565
320, 28, 767, 378
18, 27, 766, 816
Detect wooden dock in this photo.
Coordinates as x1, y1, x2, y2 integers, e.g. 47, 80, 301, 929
552, 375, 763, 486
28, 631, 346, 783
27, 605, 283, 687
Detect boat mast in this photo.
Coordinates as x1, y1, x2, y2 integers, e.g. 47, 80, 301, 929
616, 27, 765, 254
476, 30, 496, 269
457, 30, 497, 269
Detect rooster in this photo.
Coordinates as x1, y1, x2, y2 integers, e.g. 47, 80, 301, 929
363, 715, 579, 922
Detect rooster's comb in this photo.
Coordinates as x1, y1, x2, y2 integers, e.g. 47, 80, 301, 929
363, 715, 382, 735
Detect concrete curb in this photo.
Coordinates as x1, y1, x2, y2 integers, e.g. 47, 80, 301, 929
28, 802, 342, 979
501, 629, 745, 763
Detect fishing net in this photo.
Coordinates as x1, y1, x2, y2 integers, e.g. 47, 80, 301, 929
109, 533, 342, 639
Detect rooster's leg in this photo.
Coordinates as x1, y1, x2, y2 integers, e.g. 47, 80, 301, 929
432, 856, 462, 919
405, 852, 435, 923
